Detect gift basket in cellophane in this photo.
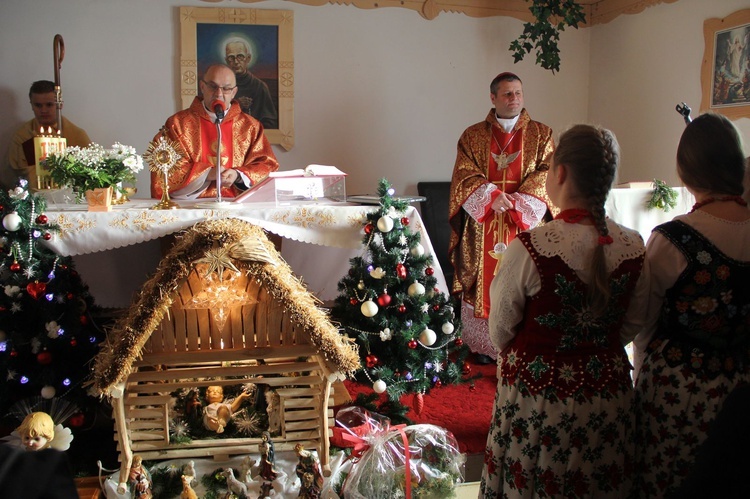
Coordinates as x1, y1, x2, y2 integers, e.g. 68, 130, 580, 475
324, 406, 466, 499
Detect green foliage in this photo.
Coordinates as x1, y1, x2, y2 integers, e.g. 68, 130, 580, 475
647, 179, 678, 212
43, 142, 144, 200
332, 178, 468, 417
509, 0, 587, 72
148, 464, 186, 498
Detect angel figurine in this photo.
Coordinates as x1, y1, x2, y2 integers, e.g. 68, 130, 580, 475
11, 411, 73, 452
17, 412, 55, 451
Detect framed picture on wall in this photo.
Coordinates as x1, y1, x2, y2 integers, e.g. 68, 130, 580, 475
180, 6, 294, 150
701, 8, 750, 120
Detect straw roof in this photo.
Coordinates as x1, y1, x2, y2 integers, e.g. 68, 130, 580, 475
90, 218, 360, 396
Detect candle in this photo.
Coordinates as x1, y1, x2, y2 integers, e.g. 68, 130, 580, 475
33, 127, 67, 189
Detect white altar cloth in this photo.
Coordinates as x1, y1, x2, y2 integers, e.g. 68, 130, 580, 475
605, 187, 694, 242
42, 199, 448, 308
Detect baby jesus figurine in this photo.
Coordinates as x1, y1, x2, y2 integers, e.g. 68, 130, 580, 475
202, 385, 251, 433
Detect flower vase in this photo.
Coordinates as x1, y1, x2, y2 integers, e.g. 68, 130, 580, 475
85, 186, 114, 212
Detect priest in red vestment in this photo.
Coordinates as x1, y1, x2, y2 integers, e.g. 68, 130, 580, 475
448, 72, 555, 361
150, 64, 279, 200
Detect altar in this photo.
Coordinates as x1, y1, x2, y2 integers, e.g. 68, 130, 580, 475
41, 186, 693, 310
42, 199, 448, 308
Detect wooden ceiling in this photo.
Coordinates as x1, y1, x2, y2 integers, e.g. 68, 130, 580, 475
205, 0, 680, 24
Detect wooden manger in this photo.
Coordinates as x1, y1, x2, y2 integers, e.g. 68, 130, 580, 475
90, 219, 360, 490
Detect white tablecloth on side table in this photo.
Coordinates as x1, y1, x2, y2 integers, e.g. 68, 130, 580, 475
605, 187, 694, 243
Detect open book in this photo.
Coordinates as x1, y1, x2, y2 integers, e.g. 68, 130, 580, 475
268, 164, 346, 178
232, 164, 346, 203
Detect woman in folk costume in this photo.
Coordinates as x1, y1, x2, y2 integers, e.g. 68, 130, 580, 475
632, 112, 750, 497
448, 72, 555, 363
481, 124, 649, 498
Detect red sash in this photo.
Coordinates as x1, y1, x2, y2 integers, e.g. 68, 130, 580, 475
477, 128, 524, 317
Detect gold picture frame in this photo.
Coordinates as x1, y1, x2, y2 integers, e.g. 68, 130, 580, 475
180, 6, 294, 150
700, 8, 750, 120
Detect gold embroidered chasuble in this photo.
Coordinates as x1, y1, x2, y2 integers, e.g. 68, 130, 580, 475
150, 97, 279, 199
449, 108, 554, 318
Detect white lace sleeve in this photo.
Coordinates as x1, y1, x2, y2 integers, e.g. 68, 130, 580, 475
508, 192, 547, 230
620, 255, 650, 346
488, 239, 540, 352
463, 183, 497, 222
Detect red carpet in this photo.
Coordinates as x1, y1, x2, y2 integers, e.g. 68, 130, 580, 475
340, 359, 497, 455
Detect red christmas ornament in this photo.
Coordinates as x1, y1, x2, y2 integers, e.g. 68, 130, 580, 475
350, 298, 358, 306
10, 349, 18, 357
10, 261, 21, 273
364, 223, 374, 235
454, 338, 464, 347
66, 293, 74, 300
398, 304, 407, 313
36, 214, 48, 224
43, 233, 52, 241
377, 293, 391, 307
365, 354, 379, 368
26, 281, 47, 300
80, 315, 88, 325
60, 264, 68, 270
414, 392, 424, 415
69, 413, 85, 428
37, 351, 53, 365
469, 384, 477, 392
433, 304, 440, 311
70, 338, 77, 347
462, 362, 472, 375
425, 267, 434, 276
396, 263, 407, 279
408, 339, 418, 349
394, 371, 401, 378
435, 380, 442, 387
400, 217, 409, 226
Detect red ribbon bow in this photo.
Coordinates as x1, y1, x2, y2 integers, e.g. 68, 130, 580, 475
339, 424, 413, 498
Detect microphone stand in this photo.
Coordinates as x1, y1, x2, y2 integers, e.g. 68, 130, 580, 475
196, 104, 241, 209
215, 112, 223, 204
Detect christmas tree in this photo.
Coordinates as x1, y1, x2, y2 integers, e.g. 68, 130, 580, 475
0, 180, 104, 432
332, 179, 468, 415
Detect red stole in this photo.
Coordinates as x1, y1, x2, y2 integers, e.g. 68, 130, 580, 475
478, 128, 524, 317
199, 119, 234, 170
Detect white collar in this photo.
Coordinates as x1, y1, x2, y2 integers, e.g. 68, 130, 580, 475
495, 114, 519, 133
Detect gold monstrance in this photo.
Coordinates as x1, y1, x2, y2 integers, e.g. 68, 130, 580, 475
144, 136, 183, 210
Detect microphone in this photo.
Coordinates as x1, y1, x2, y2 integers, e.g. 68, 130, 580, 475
211, 99, 226, 121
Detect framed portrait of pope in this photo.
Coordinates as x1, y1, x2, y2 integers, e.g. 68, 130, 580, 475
180, 6, 295, 150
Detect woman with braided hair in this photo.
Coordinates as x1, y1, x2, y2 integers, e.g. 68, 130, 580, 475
480, 124, 649, 498
632, 112, 750, 498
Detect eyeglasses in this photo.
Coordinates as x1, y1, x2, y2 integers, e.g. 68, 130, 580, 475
202, 81, 236, 94
225, 54, 247, 63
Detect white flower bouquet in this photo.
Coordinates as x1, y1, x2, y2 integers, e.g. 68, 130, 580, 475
44, 142, 144, 200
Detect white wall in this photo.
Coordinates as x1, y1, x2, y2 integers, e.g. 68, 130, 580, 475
0, 0, 589, 196
588, 0, 750, 185
2, 0, 748, 192
2, 0, 748, 307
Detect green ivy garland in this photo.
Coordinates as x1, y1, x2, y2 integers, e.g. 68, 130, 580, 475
510, 0, 587, 72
